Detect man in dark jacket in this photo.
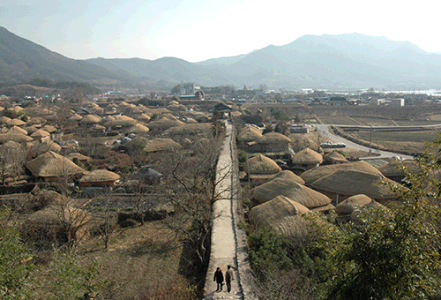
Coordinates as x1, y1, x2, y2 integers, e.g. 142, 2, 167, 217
214, 267, 224, 292
225, 265, 234, 293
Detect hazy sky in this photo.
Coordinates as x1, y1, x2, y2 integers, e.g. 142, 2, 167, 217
1, 0, 439, 62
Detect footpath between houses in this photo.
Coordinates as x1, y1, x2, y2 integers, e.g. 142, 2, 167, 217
203, 120, 257, 300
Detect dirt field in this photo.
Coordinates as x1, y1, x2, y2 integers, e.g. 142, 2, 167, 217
77, 219, 190, 299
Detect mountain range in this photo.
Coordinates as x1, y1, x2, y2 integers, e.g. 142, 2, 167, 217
1, 26, 441, 90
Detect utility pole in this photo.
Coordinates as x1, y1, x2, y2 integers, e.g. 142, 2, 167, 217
369, 125, 373, 155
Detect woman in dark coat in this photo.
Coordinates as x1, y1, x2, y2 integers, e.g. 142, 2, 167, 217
214, 267, 224, 292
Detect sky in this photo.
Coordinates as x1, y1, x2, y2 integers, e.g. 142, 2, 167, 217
1, 0, 440, 62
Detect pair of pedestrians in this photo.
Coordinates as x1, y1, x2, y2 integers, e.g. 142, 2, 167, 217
214, 265, 234, 293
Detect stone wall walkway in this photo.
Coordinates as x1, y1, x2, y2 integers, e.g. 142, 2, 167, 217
203, 121, 257, 300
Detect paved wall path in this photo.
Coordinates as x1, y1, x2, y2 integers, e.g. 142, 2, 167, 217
203, 121, 257, 300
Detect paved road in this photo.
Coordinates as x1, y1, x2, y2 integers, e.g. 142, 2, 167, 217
203, 121, 257, 300
316, 124, 414, 160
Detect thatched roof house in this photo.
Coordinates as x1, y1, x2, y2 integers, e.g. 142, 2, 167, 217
66, 153, 90, 164
301, 161, 382, 185
243, 154, 281, 183
146, 118, 185, 131
127, 123, 150, 134
251, 178, 332, 209
237, 126, 262, 144
79, 169, 120, 187
8, 125, 29, 136
144, 138, 182, 153
324, 151, 348, 164
27, 204, 91, 243
105, 115, 138, 128
334, 194, 373, 216
42, 125, 57, 133
0, 116, 11, 124
69, 114, 83, 121
351, 200, 389, 225
0, 132, 33, 144
268, 170, 305, 185
79, 114, 102, 125
31, 129, 50, 140
23, 126, 39, 135
292, 148, 323, 170
7, 118, 26, 127
35, 141, 62, 156
378, 159, 421, 182
149, 108, 172, 115
310, 169, 398, 202
289, 133, 321, 153
249, 195, 310, 238
164, 123, 213, 136
249, 132, 292, 153
26, 151, 86, 181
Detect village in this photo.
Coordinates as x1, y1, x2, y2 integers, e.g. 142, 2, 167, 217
1, 84, 441, 299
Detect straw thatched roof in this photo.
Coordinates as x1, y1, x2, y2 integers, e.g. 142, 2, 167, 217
79, 169, 120, 183
31, 129, 50, 139
0, 140, 23, 152
251, 178, 332, 208
135, 113, 151, 122
164, 123, 213, 136
378, 159, 421, 178
144, 138, 182, 153
301, 161, 382, 184
0, 132, 33, 143
324, 151, 349, 164
351, 200, 389, 225
66, 152, 91, 162
7, 118, 26, 126
79, 114, 102, 124
149, 108, 172, 115
268, 170, 305, 185
127, 123, 150, 134
243, 154, 282, 175
158, 113, 178, 121
26, 116, 47, 126
292, 148, 323, 165
249, 195, 310, 237
23, 126, 39, 135
146, 118, 185, 130
289, 133, 321, 153
90, 124, 106, 132
105, 115, 138, 127
69, 114, 83, 121
42, 125, 57, 133
334, 194, 373, 216
11, 106, 23, 112
26, 151, 86, 178
8, 125, 28, 136
255, 132, 291, 144
0, 116, 11, 124
237, 126, 262, 143
310, 169, 397, 201
35, 141, 62, 155
167, 103, 187, 111
27, 204, 91, 227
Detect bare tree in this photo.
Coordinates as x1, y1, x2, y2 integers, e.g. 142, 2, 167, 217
156, 133, 231, 265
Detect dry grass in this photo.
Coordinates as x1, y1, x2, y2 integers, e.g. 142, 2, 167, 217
77, 219, 194, 299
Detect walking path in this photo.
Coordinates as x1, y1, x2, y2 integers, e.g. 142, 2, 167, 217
203, 121, 257, 300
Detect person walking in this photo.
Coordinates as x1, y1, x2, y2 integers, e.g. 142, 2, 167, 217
214, 267, 224, 292
225, 265, 234, 293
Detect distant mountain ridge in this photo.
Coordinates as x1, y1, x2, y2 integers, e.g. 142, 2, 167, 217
1, 26, 441, 90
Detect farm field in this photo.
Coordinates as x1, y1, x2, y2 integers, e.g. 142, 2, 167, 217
351, 129, 441, 154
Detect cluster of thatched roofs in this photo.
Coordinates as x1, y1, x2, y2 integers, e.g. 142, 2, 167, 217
246, 152, 410, 239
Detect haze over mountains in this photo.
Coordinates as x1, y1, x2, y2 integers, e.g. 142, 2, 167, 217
1, 26, 441, 90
